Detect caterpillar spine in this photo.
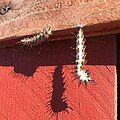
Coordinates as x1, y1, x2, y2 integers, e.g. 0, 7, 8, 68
75, 26, 95, 84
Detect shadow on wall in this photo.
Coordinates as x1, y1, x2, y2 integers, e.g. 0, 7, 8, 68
45, 65, 73, 119
0, 40, 76, 119
0, 38, 115, 76
0, 40, 75, 76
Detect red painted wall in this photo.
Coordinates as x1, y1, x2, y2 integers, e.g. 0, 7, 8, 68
0, 35, 116, 120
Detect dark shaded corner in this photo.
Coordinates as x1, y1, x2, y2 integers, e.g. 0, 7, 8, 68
116, 34, 120, 120
0, 40, 75, 78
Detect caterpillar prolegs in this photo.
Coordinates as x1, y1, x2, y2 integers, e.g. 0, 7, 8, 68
75, 26, 95, 84
17, 28, 52, 46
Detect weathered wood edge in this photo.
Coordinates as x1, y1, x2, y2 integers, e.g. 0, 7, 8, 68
0, 0, 120, 43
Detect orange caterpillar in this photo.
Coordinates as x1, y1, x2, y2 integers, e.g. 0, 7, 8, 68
17, 28, 52, 46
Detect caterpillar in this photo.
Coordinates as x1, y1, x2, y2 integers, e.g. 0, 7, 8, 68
17, 28, 52, 46
75, 25, 95, 84
0, 4, 11, 15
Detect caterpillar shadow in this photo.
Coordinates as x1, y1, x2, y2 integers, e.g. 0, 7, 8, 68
46, 65, 73, 119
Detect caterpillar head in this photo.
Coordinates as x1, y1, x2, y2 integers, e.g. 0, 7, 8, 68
43, 28, 53, 38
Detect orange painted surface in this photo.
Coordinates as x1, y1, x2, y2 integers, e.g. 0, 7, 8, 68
0, 35, 116, 120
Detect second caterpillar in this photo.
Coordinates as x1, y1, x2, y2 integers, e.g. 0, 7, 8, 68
17, 28, 52, 46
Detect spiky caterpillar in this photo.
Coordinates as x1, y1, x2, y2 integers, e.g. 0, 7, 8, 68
17, 28, 52, 46
75, 26, 95, 84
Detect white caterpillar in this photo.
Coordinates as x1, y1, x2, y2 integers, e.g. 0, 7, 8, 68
75, 26, 95, 84
17, 28, 52, 46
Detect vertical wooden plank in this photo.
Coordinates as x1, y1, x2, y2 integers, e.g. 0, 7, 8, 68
0, 34, 116, 120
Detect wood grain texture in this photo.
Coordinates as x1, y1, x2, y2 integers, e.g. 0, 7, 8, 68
0, 0, 120, 42
0, 35, 117, 120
